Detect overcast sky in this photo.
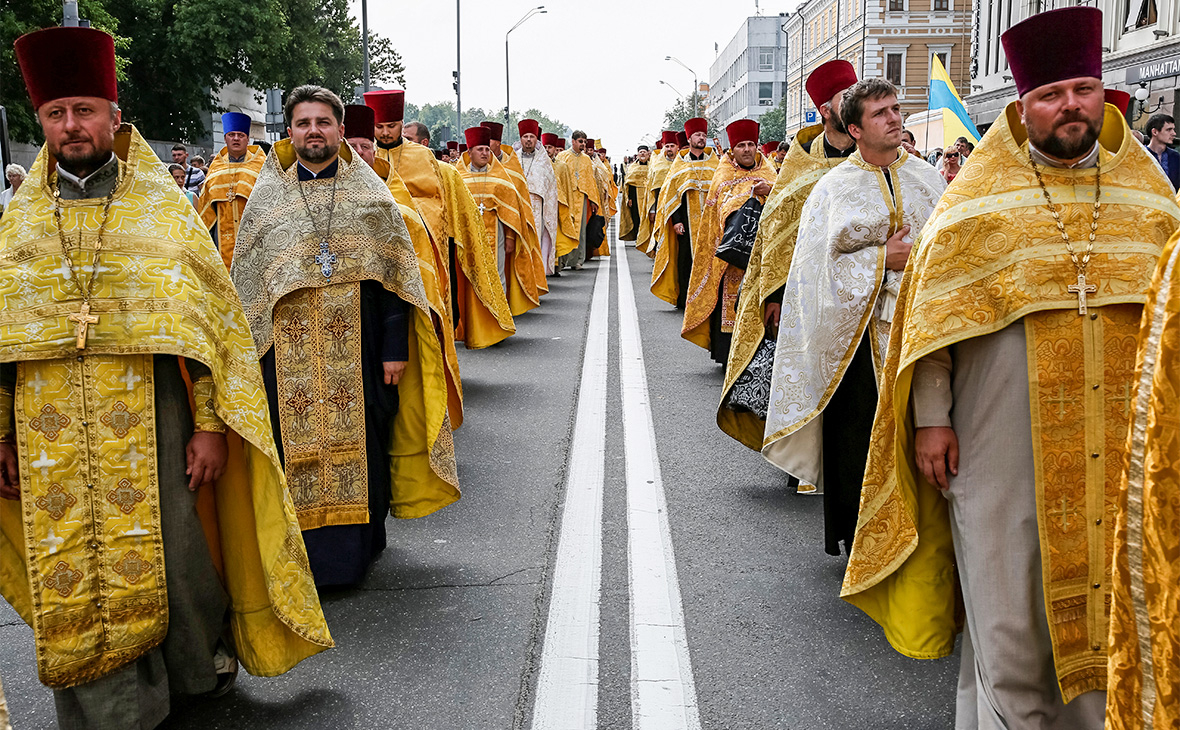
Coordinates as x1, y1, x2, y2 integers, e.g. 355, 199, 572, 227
356, 0, 800, 152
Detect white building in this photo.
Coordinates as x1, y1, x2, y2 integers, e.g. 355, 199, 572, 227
708, 15, 791, 139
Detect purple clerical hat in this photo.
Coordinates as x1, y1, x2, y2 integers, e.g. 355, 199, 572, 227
1001, 7, 1103, 98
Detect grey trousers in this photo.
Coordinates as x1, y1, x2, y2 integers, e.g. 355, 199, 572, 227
558, 196, 589, 269
53, 357, 229, 730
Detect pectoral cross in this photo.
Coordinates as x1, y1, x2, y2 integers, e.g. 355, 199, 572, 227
1067, 272, 1097, 315
68, 302, 98, 349
315, 240, 337, 279
477, 202, 487, 215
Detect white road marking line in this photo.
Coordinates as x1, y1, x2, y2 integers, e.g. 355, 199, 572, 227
531, 259, 612, 730
616, 247, 702, 729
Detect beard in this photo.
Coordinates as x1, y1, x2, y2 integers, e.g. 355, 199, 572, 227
1028, 109, 1101, 160
295, 136, 336, 164
53, 138, 112, 177
826, 110, 849, 137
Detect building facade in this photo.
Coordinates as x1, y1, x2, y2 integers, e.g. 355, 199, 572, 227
708, 15, 791, 135
966, 0, 1180, 131
778, 0, 973, 140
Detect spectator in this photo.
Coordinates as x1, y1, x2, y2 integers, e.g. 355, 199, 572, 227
170, 143, 205, 194
0, 163, 27, 215
900, 129, 920, 157
404, 121, 430, 146
955, 136, 974, 158
191, 155, 208, 175
928, 147, 943, 166
941, 149, 962, 184
168, 163, 199, 208
1145, 113, 1179, 190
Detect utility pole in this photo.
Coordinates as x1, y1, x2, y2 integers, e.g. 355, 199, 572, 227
455, 0, 462, 139
361, 0, 370, 92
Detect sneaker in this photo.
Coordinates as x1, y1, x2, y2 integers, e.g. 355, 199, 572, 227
207, 642, 239, 697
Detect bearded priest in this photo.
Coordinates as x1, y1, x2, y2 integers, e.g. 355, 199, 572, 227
718, 59, 858, 452
545, 132, 580, 272
762, 78, 945, 557
841, 9, 1180, 729
619, 145, 650, 244
461, 126, 540, 316
3, 29, 332, 728
681, 120, 776, 365
197, 112, 266, 269
652, 118, 718, 308
233, 86, 460, 588
555, 131, 603, 271
514, 119, 560, 277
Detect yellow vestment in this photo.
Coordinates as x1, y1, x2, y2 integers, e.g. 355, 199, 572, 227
651, 149, 718, 305
498, 146, 547, 293
636, 153, 674, 256
619, 161, 649, 242
552, 159, 581, 258
1106, 229, 1180, 730
717, 125, 847, 449
841, 103, 1180, 701
0, 125, 332, 688
196, 144, 266, 269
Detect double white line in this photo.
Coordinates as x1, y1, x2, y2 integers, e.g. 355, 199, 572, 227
532, 251, 700, 729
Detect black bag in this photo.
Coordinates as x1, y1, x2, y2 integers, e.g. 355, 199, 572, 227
724, 336, 775, 420
715, 196, 764, 270
587, 213, 606, 249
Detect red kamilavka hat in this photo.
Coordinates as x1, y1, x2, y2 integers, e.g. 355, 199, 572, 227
481, 121, 504, 141
342, 104, 375, 140
465, 126, 492, 148
660, 131, 678, 147
684, 117, 707, 137
363, 90, 405, 123
676, 131, 689, 147
1105, 89, 1131, 116
459, 144, 468, 152
518, 119, 541, 137
556, 138, 567, 149
541, 133, 559, 146
16, 27, 118, 109
806, 59, 858, 109
1001, 7, 1103, 97
447, 141, 459, 151
726, 120, 760, 147
761, 141, 780, 155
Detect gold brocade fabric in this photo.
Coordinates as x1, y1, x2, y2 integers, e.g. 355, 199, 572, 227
1107, 231, 1180, 730
513, 143, 560, 254
233, 140, 460, 520
556, 150, 602, 253
274, 283, 370, 530
436, 162, 515, 349
718, 126, 847, 450
196, 145, 266, 269
552, 160, 580, 257
0, 125, 332, 688
461, 155, 540, 317
651, 150, 719, 306
637, 153, 674, 255
377, 141, 449, 251
591, 161, 613, 256
681, 152, 777, 350
619, 162, 648, 242
18, 355, 165, 687
841, 103, 1180, 698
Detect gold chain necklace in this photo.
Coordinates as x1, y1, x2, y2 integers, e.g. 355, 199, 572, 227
1030, 154, 1101, 315
470, 168, 493, 215
296, 164, 340, 279
53, 175, 119, 349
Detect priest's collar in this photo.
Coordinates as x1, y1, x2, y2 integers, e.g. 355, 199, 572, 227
56, 152, 119, 200
1029, 141, 1099, 170
297, 157, 340, 180
688, 150, 706, 160
377, 137, 404, 150
229, 154, 246, 163
823, 137, 856, 158
469, 163, 490, 173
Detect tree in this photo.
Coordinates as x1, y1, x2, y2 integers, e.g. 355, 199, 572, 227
399, 101, 570, 147
662, 96, 719, 140
757, 99, 787, 144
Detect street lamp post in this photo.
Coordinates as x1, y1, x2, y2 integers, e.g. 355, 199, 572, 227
456, 0, 461, 141
665, 56, 699, 118
659, 80, 685, 99
361, 0, 370, 92
506, 6, 547, 134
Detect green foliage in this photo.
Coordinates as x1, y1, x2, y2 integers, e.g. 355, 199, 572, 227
1, 0, 406, 144
757, 99, 787, 144
402, 101, 570, 147
661, 95, 718, 140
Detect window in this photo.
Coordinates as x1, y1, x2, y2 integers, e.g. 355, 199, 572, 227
759, 49, 774, 70
889, 0, 904, 10
1126, 0, 1158, 30
759, 82, 775, 106
886, 53, 903, 85
934, 51, 949, 69
933, 0, 948, 9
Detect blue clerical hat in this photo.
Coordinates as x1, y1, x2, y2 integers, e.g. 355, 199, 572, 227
222, 112, 252, 136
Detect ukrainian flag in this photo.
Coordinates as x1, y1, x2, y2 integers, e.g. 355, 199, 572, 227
928, 55, 981, 149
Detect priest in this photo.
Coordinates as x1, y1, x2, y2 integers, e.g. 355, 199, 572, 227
762, 78, 945, 557
514, 119, 560, 277
636, 131, 679, 256
545, 132, 580, 273
471, 121, 544, 294
718, 59, 859, 452
555, 131, 602, 271
197, 111, 267, 268
4, 28, 332, 728
619, 145, 650, 243
652, 118, 718, 308
681, 119, 777, 364
233, 85, 460, 588
840, 9, 1180, 728
460, 126, 540, 316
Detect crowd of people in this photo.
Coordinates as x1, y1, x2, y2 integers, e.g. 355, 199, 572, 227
617, 7, 1176, 730
0, 5, 1177, 729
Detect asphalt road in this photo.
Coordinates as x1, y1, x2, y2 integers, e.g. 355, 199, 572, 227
0, 243, 959, 729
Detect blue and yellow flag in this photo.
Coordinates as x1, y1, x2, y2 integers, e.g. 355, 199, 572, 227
928, 55, 981, 149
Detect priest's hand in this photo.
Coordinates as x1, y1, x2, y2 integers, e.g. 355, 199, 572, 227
589, 202, 599, 216
648, 212, 656, 225
673, 223, 686, 236
764, 303, 781, 337
505, 234, 516, 255
186, 432, 227, 491
915, 426, 959, 491
0, 442, 19, 500
752, 179, 772, 197
885, 225, 912, 271
384, 361, 408, 386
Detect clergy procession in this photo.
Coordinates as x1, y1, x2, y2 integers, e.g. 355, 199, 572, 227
0, 2, 1177, 728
